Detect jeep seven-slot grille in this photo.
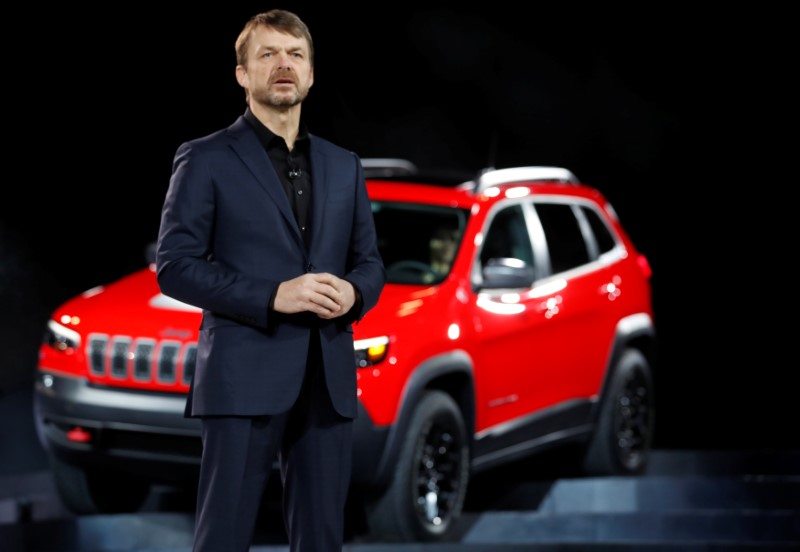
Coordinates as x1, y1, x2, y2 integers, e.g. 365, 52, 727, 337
87, 333, 196, 387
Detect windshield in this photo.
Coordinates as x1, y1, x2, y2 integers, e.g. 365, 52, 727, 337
371, 201, 469, 285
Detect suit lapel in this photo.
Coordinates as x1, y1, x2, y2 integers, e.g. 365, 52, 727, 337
309, 137, 329, 253
226, 117, 305, 248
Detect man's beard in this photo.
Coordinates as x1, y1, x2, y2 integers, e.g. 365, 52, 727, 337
252, 84, 309, 108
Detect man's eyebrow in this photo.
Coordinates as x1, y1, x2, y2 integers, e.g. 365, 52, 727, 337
254, 44, 307, 54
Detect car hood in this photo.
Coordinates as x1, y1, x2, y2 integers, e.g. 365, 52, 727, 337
54, 268, 443, 342
353, 282, 444, 340
53, 266, 201, 340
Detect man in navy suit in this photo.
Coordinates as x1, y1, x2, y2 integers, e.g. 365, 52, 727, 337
155, 9, 385, 552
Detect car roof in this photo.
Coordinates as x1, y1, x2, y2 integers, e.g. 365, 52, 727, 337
363, 158, 597, 208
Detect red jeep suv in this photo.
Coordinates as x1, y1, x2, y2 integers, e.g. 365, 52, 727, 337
34, 160, 656, 542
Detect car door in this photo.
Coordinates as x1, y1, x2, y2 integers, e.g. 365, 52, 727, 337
469, 201, 555, 432
529, 199, 618, 401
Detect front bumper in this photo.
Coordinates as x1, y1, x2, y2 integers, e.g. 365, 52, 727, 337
34, 370, 391, 486
34, 370, 202, 483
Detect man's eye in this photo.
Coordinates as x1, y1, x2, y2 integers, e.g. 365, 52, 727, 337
262, 52, 273, 58
292, 52, 303, 58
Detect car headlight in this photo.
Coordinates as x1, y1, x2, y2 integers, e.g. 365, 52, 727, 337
44, 320, 81, 351
353, 336, 389, 368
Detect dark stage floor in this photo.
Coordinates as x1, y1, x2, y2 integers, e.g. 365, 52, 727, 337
1, 384, 799, 551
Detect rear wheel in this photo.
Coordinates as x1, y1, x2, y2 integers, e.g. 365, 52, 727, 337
50, 456, 151, 514
583, 348, 654, 475
366, 390, 470, 542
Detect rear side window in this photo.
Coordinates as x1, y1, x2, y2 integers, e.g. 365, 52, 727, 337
581, 206, 616, 255
534, 203, 590, 274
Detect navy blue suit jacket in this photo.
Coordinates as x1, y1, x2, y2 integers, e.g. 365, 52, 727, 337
155, 116, 385, 419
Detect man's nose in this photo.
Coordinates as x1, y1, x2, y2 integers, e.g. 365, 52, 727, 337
276, 52, 294, 69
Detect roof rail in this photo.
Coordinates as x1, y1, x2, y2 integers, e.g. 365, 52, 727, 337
361, 158, 418, 178
473, 166, 579, 194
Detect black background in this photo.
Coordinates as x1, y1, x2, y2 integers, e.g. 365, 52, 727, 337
1, 4, 795, 449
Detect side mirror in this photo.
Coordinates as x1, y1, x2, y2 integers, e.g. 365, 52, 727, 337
480, 258, 535, 289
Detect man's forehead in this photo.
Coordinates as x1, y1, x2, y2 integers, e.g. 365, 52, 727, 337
251, 26, 309, 51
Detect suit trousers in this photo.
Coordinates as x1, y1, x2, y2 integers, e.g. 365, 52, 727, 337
192, 329, 354, 552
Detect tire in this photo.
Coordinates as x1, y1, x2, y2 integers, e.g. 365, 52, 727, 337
50, 456, 151, 514
583, 348, 655, 475
366, 390, 470, 542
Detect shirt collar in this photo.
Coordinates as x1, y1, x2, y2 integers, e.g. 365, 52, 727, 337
243, 107, 309, 151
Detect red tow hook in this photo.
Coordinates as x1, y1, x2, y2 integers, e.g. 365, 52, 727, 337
66, 426, 92, 443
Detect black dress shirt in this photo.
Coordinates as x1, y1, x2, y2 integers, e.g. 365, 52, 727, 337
243, 109, 363, 323
244, 108, 312, 246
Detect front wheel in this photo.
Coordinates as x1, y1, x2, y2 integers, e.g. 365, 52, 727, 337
365, 390, 470, 542
583, 348, 655, 475
50, 455, 151, 514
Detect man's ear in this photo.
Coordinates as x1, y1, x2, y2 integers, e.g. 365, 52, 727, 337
235, 65, 247, 88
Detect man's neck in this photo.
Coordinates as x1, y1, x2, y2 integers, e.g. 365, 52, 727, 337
249, 102, 302, 150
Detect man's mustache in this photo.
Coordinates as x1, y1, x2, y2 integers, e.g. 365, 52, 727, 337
270, 71, 297, 85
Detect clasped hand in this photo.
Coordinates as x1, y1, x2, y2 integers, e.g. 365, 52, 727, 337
273, 272, 355, 319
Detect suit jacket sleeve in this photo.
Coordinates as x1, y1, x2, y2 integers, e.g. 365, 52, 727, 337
156, 135, 384, 330
342, 155, 385, 322
155, 140, 277, 328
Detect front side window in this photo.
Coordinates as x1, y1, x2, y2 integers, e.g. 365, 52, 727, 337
479, 204, 534, 268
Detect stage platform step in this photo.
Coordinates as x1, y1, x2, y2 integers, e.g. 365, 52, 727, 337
2, 381, 798, 551
2, 460, 799, 551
